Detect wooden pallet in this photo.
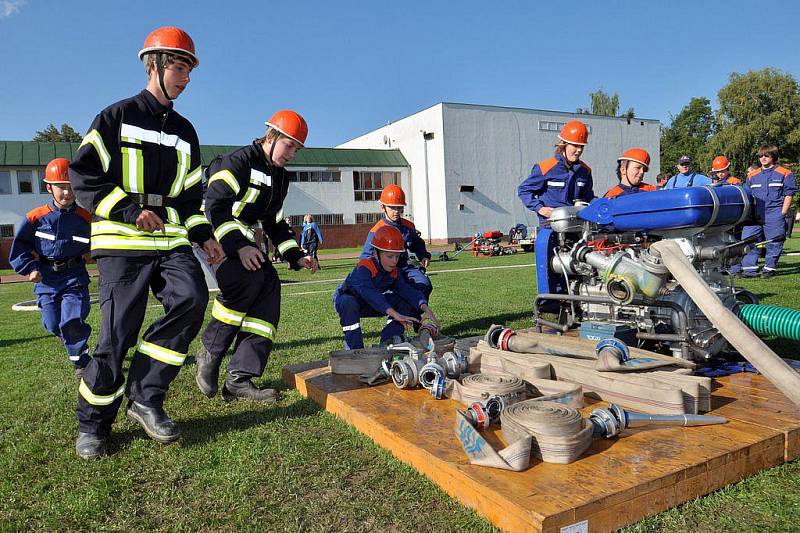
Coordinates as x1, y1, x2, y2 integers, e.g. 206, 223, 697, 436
282, 361, 800, 532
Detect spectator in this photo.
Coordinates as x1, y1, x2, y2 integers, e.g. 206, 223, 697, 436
664, 155, 712, 188
300, 214, 323, 265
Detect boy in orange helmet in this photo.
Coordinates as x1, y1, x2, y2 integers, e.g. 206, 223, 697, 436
710, 155, 742, 185
603, 149, 657, 198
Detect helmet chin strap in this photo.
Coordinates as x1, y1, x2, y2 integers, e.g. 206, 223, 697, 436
155, 53, 175, 101
268, 132, 283, 164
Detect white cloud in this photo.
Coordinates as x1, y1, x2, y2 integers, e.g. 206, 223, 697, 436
1, 0, 27, 18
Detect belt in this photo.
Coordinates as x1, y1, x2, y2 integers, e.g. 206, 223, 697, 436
41, 257, 84, 272
129, 193, 175, 208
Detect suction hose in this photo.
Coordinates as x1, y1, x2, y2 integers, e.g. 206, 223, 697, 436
650, 240, 800, 408
738, 304, 800, 341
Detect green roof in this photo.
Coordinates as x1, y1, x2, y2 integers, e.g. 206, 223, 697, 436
0, 141, 408, 168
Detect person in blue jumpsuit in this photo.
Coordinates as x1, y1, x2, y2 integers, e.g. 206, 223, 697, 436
9, 158, 92, 378
664, 155, 712, 188
518, 120, 595, 224
359, 184, 432, 300
300, 214, 323, 264
737, 145, 796, 278
335, 225, 439, 350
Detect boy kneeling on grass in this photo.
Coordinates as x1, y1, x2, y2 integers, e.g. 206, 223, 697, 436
333, 225, 439, 350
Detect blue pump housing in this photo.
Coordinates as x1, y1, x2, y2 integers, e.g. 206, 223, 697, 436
577, 185, 753, 232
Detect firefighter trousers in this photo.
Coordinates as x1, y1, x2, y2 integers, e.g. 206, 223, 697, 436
36, 282, 91, 368
201, 258, 280, 380
76, 251, 208, 436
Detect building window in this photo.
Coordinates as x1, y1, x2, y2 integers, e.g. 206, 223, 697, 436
17, 170, 34, 194
353, 171, 400, 202
356, 212, 383, 225
289, 213, 344, 226
0, 171, 11, 195
39, 168, 47, 194
0, 224, 14, 238
287, 170, 341, 183
538, 120, 591, 133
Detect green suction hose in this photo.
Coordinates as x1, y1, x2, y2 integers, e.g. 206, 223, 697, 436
738, 304, 800, 341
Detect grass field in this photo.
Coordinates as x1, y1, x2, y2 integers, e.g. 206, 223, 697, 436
2, 248, 800, 531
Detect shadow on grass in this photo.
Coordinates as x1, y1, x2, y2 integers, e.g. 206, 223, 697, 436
443, 311, 532, 337
0, 334, 53, 348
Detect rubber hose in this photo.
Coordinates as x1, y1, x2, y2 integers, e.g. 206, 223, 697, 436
738, 304, 800, 341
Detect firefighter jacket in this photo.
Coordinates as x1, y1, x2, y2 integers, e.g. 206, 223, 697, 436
359, 217, 431, 268
518, 154, 594, 220
746, 166, 797, 217
337, 257, 427, 315
204, 141, 304, 267
603, 182, 657, 198
69, 90, 212, 257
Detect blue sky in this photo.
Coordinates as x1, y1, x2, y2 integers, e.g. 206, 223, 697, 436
1, 0, 799, 148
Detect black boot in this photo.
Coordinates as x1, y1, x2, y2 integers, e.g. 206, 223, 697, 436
221, 374, 279, 403
195, 347, 223, 398
126, 401, 180, 443
75, 432, 107, 459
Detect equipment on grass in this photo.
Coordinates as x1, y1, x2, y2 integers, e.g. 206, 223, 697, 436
472, 230, 516, 257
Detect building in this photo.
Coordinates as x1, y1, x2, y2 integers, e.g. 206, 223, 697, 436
339, 102, 661, 242
0, 141, 409, 268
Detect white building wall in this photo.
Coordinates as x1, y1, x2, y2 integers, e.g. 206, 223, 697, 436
0, 167, 49, 228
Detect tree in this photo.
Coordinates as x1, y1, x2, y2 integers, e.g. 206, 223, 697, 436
33, 123, 83, 143
577, 89, 635, 118
706, 68, 800, 177
659, 97, 715, 175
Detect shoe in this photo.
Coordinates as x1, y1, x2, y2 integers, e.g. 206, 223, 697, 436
126, 401, 180, 443
221, 378, 279, 403
195, 347, 223, 398
75, 432, 107, 459
762, 270, 776, 279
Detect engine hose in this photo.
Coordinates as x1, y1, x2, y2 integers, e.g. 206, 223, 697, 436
738, 304, 800, 341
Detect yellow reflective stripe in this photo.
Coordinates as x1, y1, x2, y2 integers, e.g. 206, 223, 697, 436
91, 220, 187, 238
208, 170, 241, 195
138, 340, 186, 366
214, 220, 255, 242
90, 235, 191, 251
121, 137, 144, 194
184, 166, 203, 189
80, 129, 111, 172
212, 299, 246, 326
185, 214, 210, 229
79, 380, 125, 406
165, 207, 180, 225
275, 208, 285, 223
277, 239, 299, 254
95, 186, 128, 219
170, 150, 190, 197
240, 317, 276, 340
232, 188, 260, 217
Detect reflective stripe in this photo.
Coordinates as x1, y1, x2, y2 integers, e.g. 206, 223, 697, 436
184, 166, 203, 189
250, 169, 271, 186
277, 239, 299, 254
185, 214, 210, 229
121, 137, 144, 194
79, 380, 125, 406
72, 236, 90, 243
138, 340, 186, 366
342, 323, 361, 331
95, 186, 128, 218
90, 220, 190, 251
165, 207, 180, 225
80, 129, 110, 172
208, 170, 241, 194
240, 317, 276, 340
91, 235, 191, 251
750, 184, 762, 188
92, 220, 187, 238
120, 123, 190, 155
547, 181, 565, 188
212, 299, 245, 326
275, 208, 285, 223
576, 181, 586, 187
233, 187, 260, 217
214, 220, 255, 242
768, 182, 783, 187
169, 150, 190, 197
34, 231, 55, 241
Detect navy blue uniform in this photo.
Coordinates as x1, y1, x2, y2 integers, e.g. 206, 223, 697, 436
359, 217, 432, 300
518, 154, 594, 224
9, 202, 92, 368
333, 257, 427, 350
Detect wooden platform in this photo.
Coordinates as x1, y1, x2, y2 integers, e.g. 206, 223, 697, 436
282, 361, 800, 532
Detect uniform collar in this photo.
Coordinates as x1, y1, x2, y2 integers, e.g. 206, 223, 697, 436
50, 199, 76, 212
249, 140, 275, 168
139, 89, 173, 115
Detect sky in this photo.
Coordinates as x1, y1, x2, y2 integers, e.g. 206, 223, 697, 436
1, 0, 799, 148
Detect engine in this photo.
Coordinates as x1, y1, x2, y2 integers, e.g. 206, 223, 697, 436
534, 185, 760, 361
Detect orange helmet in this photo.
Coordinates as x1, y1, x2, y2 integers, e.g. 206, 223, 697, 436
618, 148, 650, 171
379, 184, 406, 207
265, 110, 308, 146
712, 155, 730, 172
138, 26, 199, 67
372, 225, 405, 252
44, 158, 71, 184
558, 121, 589, 146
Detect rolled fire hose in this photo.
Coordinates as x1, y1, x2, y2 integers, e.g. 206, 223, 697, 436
651, 239, 800, 408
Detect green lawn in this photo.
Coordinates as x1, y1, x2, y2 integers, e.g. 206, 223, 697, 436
2, 250, 800, 531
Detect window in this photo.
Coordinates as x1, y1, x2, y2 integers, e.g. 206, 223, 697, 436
0, 225, 14, 238
17, 170, 34, 194
287, 170, 341, 183
356, 212, 383, 225
0, 171, 11, 194
353, 171, 400, 202
538, 120, 592, 133
289, 213, 344, 226
39, 168, 47, 194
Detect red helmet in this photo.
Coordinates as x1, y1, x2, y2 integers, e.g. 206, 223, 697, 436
558, 121, 589, 146
372, 225, 405, 252
138, 26, 199, 67
44, 158, 71, 184
712, 155, 730, 172
379, 184, 406, 206
618, 148, 651, 171
265, 110, 308, 146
